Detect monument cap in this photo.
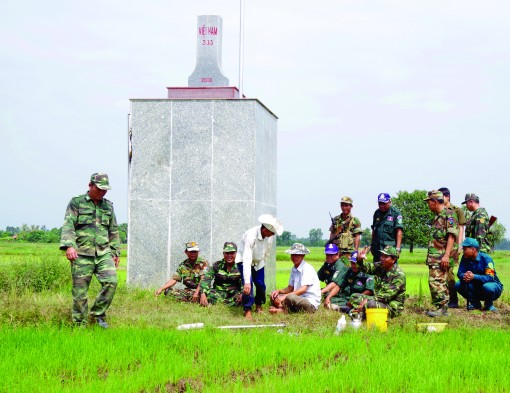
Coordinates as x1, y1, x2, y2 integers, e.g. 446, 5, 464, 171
185, 241, 200, 251
223, 242, 237, 252
258, 214, 284, 236
285, 243, 310, 255
90, 173, 111, 190
324, 243, 339, 255
378, 193, 391, 203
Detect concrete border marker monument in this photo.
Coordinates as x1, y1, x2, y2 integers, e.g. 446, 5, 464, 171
127, 15, 278, 291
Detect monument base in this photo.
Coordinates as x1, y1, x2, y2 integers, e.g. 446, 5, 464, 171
127, 98, 277, 291
167, 87, 243, 99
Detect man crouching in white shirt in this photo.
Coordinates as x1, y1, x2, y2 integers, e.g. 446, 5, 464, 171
269, 243, 321, 313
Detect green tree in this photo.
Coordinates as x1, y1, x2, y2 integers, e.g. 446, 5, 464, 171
360, 227, 372, 247
118, 223, 128, 244
276, 230, 296, 246
308, 228, 324, 247
392, 190, 433, 253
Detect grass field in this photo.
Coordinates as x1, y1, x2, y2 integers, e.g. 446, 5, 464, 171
0, 243, 509, 392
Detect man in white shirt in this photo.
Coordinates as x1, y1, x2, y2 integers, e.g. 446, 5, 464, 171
269, 243, 321, 313
236, 214, 283, 319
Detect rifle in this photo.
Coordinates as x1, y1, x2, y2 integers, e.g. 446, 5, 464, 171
326, 212, 340, 246
488, 215, 497, 229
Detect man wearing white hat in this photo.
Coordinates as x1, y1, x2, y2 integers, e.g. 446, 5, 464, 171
269, 243, 321, 313
236, 214, 283, 318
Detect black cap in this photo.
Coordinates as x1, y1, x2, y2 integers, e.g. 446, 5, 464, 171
438, 187, 450, 197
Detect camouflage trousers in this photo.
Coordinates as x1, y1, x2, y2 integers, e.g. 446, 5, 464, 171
165, 287, 201, 303
428, 266, 449, 308
349, 293, 399, 318
206, 289, 242, 307
71, 253, 118, 325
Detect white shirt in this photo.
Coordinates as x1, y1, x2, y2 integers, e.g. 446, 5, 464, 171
288, 260, 321, 309
236, 225, 273, 284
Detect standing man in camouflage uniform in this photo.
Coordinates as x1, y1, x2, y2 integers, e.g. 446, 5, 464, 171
325, 251, 374, 313
350, 246, 406, 318
371, 193, 403, 261
329, 196, 362, 263
200, 242, 249, 315
319, 243, 348, 310
154, 241, 208, 302
60, 173, 120, 328
463, 193, 491, 254
424, 190, 459, 317
438, 187, 466, 308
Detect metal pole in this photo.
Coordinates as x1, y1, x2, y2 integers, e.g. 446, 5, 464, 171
238, 0, 245, 98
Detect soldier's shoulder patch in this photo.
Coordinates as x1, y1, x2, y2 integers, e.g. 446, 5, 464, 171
488, 262, 494, 269
448, 217, 454, 225
480, 218, 486, 223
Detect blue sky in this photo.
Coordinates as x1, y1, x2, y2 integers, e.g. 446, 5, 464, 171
1, 0, 509, 237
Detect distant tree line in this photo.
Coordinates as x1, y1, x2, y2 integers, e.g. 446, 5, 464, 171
0, 223, 128, 244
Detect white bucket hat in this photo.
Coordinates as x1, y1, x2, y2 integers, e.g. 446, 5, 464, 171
258, 214, 284, 236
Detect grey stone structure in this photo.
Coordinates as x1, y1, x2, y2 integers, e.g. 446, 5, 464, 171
127, 99, 278, 289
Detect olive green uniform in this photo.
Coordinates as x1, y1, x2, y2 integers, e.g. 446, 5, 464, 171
371, 206, 403, 261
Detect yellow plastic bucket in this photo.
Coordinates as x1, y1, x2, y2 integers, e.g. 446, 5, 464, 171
366, 308, 388, 332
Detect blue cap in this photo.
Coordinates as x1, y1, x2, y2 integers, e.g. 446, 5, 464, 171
349, 251, 358, 263
378, 193, 391, 203
325, 243, 339, 254
462, 237, 479, 249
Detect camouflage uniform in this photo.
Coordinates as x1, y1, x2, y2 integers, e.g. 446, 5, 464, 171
329, 214, 362, 258
200, 259, 243, 306
465, 207, 490, 253
426, 209, 459, 308
350, 259, 406, 318
317, 259, 348, 305
335, 269, 375, 307
446, 204, 466, 305
60, 192, 119, 325
371, 206, 403, 261
165, 257, 208, 301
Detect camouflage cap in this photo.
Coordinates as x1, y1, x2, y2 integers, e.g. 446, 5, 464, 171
380, 245, 398, 258
223, 242, 237, 252
185, 241, 200, 251
90, 172, 111, 190
285, 243, 310, 255
461, 193, 480, 204
423, 190, 444, 201
324, 243, 339, 255
340, 196, 353, 205
462, 237, 480, 249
